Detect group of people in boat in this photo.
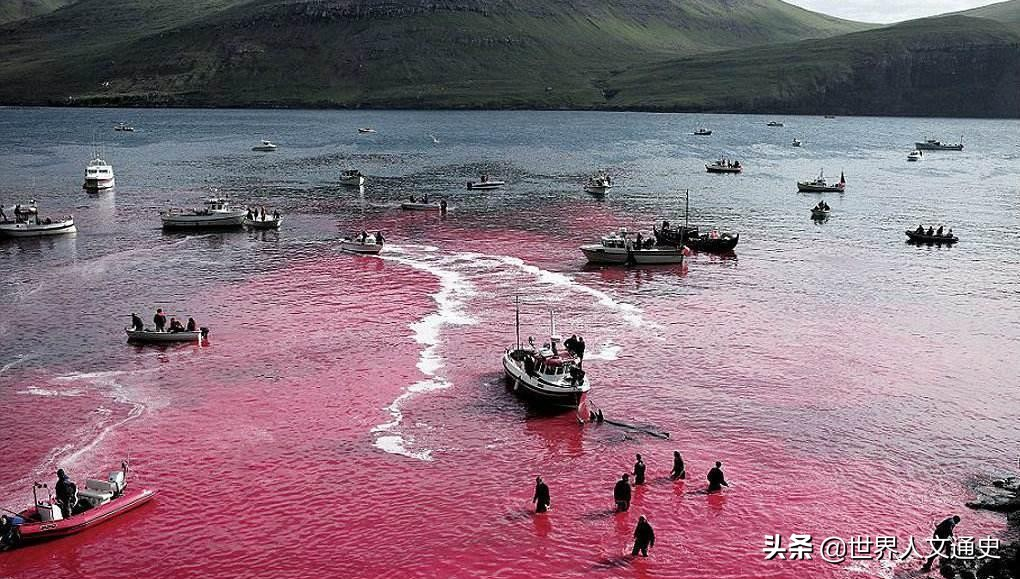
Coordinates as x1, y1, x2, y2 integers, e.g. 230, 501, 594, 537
628, 232, 656, 250
813, 201, 830, 211
132, 308, 198, 333
713, 159, 741, 169
531, 454, 730, 557
914, 224, 953, 238
349, 230, 384, 245
246, 206, 279, 222
408, 193, 431, 204
0, 203, 53, 225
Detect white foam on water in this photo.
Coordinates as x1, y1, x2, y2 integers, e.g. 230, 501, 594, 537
585, 342, 622, 362
370, 246, 477, 461
0, 354, 34, 377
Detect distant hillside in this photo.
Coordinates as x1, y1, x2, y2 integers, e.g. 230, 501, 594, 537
0, 0, 73, 24
602, 16, 1020, 118
0, 0, 867, 108
956, 0, 1020, 22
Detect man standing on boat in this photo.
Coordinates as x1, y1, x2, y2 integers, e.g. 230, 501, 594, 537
55, 469, 77, 518
532, 476, 551, 513
615, 473, 632, 512
632, 515, 655, 557
131, 313, 144, 331
153, 308, 167, 332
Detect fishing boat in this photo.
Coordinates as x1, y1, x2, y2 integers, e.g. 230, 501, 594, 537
401, 198, 448, 212
706, 160, 742, 174
0, 462, 156, 549
653, 190, 739, 253
792, 139, 802, 147
160, 196, 247, 229
580, 231, 689, 265
358, 128, 376, 134
907, 150, 924, 162
83, 156, 115, 191
797, 170, 845, 193
466, 176, 505, 190
905, 228, 958, 244
339, 169, 365, 187
0, 202, 76, 238
126, 326, 209, 343
502, 301, 590, 409
693, 128, 712, 136
915, 137, 963, 151
767, 121, 784, 127
251, 140, 277, 152
340, 232, 384, 255
113, 122, 134, 132
583, 173, 613, 195
245, 213, 282, 230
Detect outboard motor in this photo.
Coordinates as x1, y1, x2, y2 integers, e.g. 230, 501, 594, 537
200, 327, 210, 338
1, 514, 25, 549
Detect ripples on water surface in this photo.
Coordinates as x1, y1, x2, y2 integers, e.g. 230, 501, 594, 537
0, 108, 1018, 578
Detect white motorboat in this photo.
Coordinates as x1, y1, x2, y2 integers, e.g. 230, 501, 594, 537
502, 301, 590, 409
245, 213, 282, 230
797, 170, 845, 193
693, 128, 712, 136
161, 196, 247, 229
340, 232, 384, 254
358, 128, 376, 134
767, 121, 784, 127
340, 169, 366, 186
113, 122, 135, 132
401, 198, 448, 212
466, 176, 505, 190
251, 140, 277, 152
580, 230, 689, 265
83, 156, 115, 191
792, 139, 802, 147
915, 137, 963, 151
0, 202, 76, 237
907, 149, 923, 162
706, 160, 742, 174
125, 327, 208, 343
583, 173, 613, 195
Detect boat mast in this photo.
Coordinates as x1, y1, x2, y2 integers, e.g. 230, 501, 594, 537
515, 295, 521, 350
684, 188, 689, 233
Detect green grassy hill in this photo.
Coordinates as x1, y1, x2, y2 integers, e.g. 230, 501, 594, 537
956, 0, 1020, 22
0, 0, 867, 107
602, 16, 1020, 117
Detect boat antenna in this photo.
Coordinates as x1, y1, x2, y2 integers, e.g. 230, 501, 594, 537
515, 295, 521, 351
684, 188, 690, 234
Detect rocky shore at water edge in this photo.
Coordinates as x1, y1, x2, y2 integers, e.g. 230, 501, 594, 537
939, 477, 1020, 578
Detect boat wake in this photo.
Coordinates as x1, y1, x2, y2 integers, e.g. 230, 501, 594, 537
0, 353, 34, 378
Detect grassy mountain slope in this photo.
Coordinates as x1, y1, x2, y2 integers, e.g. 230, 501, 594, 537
602, 16, 1020, 117
0, 0, 868, 107
956, 0, 1020, 22
0, 0, 73, 25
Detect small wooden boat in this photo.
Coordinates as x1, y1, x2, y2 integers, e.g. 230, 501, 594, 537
811, 207, 830, 220
797, 170, 845, 193
706, 160, 742, 174
1, 463, 156, 549
339, 170, 365, 186
245, 215, 282, 230
467, 176, 505, 190
693, 128, 712, 136
905, 230, 958, 244
251, 140, 277, 152
907, 150, 923, 162
915, 137, 962, 151
125, 327, 209, 343
341, 234, 384, 255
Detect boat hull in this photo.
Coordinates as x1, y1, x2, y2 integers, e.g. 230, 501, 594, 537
161, 212, 246, 229
905, 230, 958, 244
915, 143, 962, 151
245, 217, 282, 230
797, 183, 844, 193
339, 176, 365, 186
126, 328, 208, 343
580, 244, 686, 265
401, 203, 445, 212
83, 178, 115, 191
584, 185, 612, 195
341, 241, 383, 254
502, 351, 588, 408
811, 209, 830, 219
466, 182, 504, 190
706, 165, 741, 174
11, 488, 156, 546
0, 220, 76, 237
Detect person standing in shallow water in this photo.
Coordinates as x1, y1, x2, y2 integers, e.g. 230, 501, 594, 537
670, 451, 686, 480
614, 473, 632, 512
632, 515, 655, 557
707, 461, 728, 492
532, 476, 550, 513
921, 515, 960, 571
633, 454, 646, 485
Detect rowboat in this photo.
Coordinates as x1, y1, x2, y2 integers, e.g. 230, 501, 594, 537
905, 230, 958, 244
767, 121, 784, 127
584, 173, 613, 195
358, 128, 376, 134
0, 463, 156, 550
251, 140, 277, 152
811, 207, 830, 220
467, 176, 505, 190
125, 327, 209, 343
341, 232, 384, 254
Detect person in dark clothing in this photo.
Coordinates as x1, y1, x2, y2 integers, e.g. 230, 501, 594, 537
533, 476, 551, 513
55, 469, 77, 519
168, 317, 184, 332
376, 231, 385, 245
131, 313, 144, 331
927, 226, 935, 237
670, 451, 686, 480
186, 317, 197, 332
922, 515, 961, 571
564, 334, 579, 355
576, 337, 585, 364
153, 308, 167, 332
634, 454, 646, 485
916, 224, 925, 234
632, 515, 655, 557
614, 473, 632, 512
936, 225, 944, 237
707, 461, 728, 492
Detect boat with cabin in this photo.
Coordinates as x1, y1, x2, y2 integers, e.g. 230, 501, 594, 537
161, 196, 247, 229
580, 230, 689, 265
0, 462, 156, 550
113, 122, 134, 132
653, 190, 739, 253
83, 156, 115, 191
583, 173, 613, 195
915, 137, 963, 151
251, 140, 277, 152
907, 150, 923, 162
502, 301, 590, 409
0, 202, 76, 238
340, 169, 366, 186
797, 170, 845, 193
693, 128, 712, 136
706, 159, 742, 174
358, 128, 376, 134
467, 175, 505, 190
